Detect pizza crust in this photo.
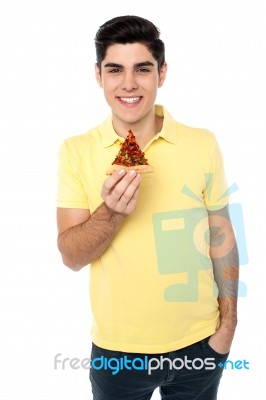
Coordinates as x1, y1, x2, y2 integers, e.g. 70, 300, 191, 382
106, 164, 154, 175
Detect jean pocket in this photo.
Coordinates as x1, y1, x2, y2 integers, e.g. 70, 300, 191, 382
206, 342, 230, 358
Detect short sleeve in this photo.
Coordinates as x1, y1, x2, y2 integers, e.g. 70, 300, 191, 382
56, 141, 89, 209
203, 139, 230, 211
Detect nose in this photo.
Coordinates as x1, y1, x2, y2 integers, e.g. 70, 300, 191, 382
121, 71, 138, 91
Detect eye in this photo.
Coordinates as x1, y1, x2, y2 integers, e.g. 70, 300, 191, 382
137, 68, 150, 73
108, 68, 121, 74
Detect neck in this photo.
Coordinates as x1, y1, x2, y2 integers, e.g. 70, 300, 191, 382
112, 113, 163, 149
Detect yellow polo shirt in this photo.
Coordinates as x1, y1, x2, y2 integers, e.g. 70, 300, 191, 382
57, 105, 229, 353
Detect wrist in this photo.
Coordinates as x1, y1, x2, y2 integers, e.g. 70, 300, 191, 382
102, 202, 127, 220
218, 318, 237, 333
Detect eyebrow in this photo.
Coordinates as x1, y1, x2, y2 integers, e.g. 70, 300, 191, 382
103, 61, 155, 69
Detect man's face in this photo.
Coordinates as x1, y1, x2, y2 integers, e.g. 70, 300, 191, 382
95, 42, 167, 129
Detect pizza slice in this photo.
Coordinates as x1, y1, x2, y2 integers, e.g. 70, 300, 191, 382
106, 129, 154, 175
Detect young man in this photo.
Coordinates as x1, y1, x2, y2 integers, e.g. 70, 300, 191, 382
57, 15, 238, 400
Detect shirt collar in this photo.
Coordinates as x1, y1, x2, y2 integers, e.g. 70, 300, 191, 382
100, 105, 177, 148
155, 105, 177, 144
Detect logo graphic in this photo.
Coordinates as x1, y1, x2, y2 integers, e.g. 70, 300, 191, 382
54, 353, 250, 374
218, 360, 249, 370
152, 177, 248, 302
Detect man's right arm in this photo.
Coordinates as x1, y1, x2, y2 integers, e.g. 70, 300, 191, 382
57, 169, 141, 271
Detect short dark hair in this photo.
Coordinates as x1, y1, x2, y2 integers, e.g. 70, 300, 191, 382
95, 15, 165, 72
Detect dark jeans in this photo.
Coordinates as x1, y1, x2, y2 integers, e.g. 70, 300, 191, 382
89, 337, 229, 400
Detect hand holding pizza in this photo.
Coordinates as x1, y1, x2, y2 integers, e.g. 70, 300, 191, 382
101, 168, 141, 216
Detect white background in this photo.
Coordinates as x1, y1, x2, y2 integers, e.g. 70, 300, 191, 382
0, 0, 265, 398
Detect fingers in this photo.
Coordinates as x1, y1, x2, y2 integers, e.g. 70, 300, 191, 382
101, 169, 141, 215
123, 185, 140, 215
102, 169, 127, 194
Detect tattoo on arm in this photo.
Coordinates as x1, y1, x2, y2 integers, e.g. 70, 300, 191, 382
208, 205, 239, 299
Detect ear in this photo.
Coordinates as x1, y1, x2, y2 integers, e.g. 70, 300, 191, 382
158, 62, 167, 88
95, 64, 103, 88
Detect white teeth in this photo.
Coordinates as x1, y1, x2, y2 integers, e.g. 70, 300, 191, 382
120, 97, 141, 103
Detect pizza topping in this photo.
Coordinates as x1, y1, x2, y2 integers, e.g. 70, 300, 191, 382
112, 130, 149, 167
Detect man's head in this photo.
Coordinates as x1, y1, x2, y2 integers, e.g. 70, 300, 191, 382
94, 16, 167, 132
95, 15, 165, 73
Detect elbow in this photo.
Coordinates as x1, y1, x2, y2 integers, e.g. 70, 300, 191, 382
57, 237, 87, 271
60, 254, 85, 271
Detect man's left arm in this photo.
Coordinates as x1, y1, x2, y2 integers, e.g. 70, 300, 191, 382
208, 205, 239, 354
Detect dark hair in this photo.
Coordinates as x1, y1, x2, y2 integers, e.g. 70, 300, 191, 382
95, 15, 165, 71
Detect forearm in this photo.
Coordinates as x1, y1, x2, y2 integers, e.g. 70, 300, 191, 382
211, 242, 239, 330
57, 203, 125, 270
208, 292, 238, 353
207, 207, 239, 352
208, 207, 239, 330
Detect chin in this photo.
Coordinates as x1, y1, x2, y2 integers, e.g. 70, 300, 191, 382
114, 111, 142, 124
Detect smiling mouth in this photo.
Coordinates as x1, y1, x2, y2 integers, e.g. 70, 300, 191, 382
118, 97, 142, 104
